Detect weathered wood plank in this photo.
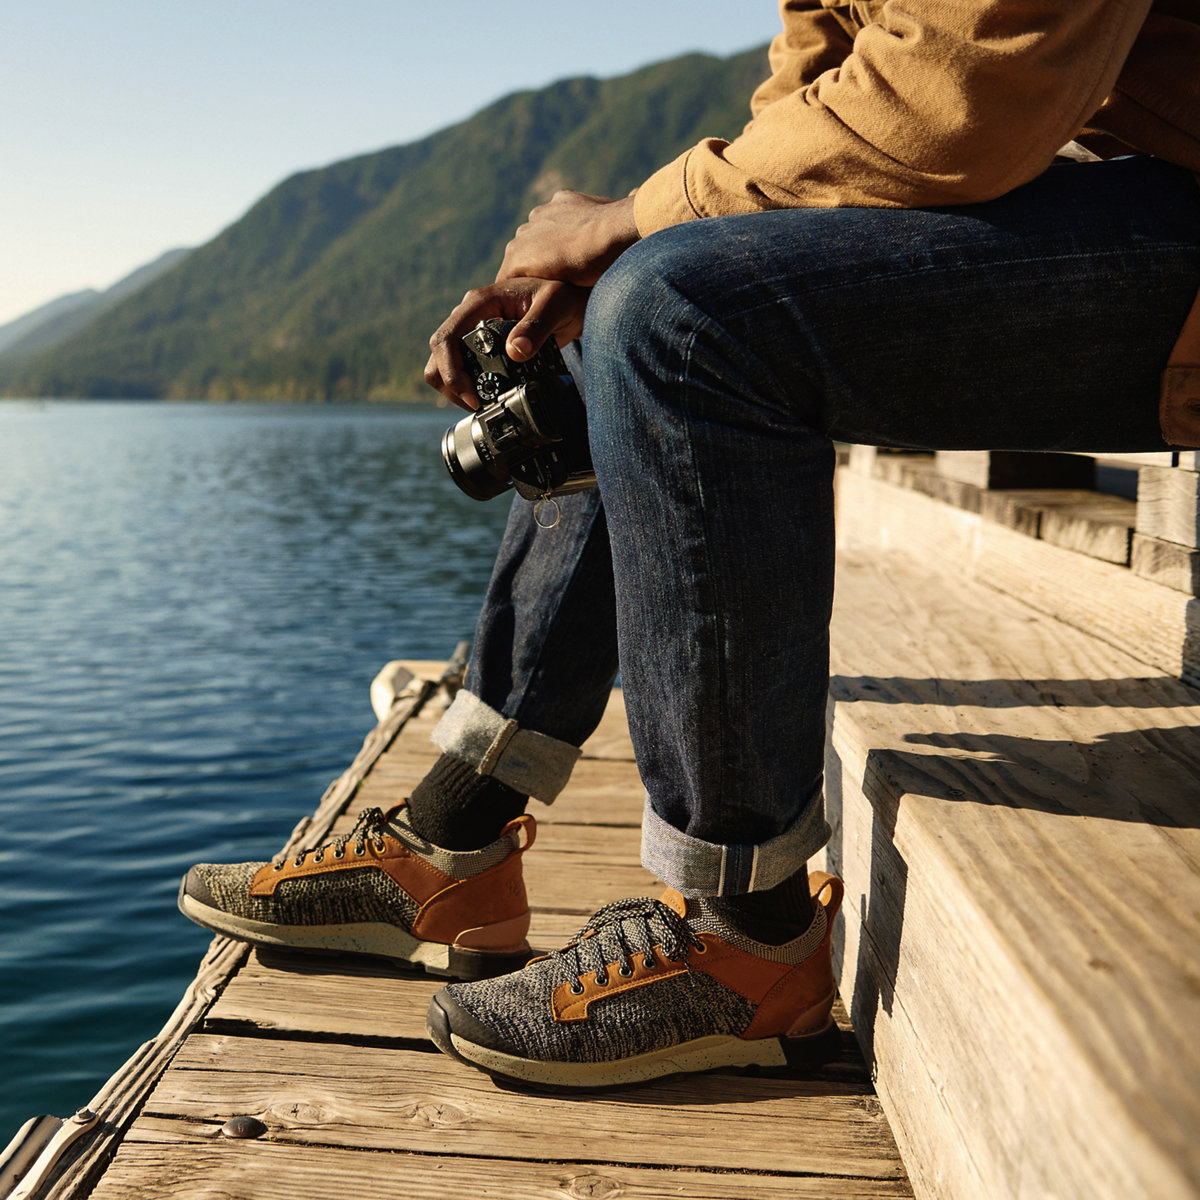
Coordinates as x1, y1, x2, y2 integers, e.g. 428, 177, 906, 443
580, 686, 637, 760
1132, 531, 1200, 594
144, 1034, 906, 1179
1136, 465, 1200, 548
91, 1129, 914, 1200
1036, 495, 1133, 564
979, 488, 1136, 562
836, 466, 1200, 686
818, 538, 1200, 1199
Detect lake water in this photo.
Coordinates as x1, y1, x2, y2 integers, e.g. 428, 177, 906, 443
0, 401, 512, 1139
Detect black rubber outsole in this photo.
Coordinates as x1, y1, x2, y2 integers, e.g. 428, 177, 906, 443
434, 945, 536, 981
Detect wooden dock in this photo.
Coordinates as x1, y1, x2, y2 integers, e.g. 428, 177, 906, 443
13, 445, 1200, 1200
15, 661, 913, 1199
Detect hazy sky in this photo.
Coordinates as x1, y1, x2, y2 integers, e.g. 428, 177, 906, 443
0, 1, 780, 326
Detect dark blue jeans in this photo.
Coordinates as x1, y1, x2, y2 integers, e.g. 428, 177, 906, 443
442, 156, 1200, 896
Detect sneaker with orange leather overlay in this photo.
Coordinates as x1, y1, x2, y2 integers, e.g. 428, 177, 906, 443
426, 872, 844, 1088
178, 804, 536, 980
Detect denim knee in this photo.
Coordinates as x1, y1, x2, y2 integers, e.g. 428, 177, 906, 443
584, 222, 826, 443
584, 235, 694, 379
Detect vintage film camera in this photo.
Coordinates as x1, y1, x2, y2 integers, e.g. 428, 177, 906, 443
441, 319, 596, 503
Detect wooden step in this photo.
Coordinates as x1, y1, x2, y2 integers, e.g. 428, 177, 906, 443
821, 468, 1200, 1200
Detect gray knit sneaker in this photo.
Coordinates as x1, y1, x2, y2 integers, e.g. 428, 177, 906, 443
178, 805, 536, 980
426, 873, 844, 1087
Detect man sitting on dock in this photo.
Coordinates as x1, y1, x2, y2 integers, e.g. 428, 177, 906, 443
181, 0, 1200, 1089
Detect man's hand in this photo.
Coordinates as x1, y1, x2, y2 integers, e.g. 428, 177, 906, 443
497, 191, 639, 287
424, 277, 589, 410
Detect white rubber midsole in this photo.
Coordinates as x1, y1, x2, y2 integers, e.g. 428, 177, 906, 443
449, 1031, 790, 1087
178, 893, 451, 970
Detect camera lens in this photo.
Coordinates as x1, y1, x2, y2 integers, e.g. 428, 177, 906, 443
442, 415, 512, 501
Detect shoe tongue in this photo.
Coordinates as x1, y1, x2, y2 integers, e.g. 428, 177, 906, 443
658, 887, 688, 918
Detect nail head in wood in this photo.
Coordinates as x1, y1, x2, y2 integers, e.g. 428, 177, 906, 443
220, 1116, 267, 1140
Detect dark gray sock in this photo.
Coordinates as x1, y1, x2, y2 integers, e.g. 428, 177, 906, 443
707, 865, 815, 945
406, 754, 528, 850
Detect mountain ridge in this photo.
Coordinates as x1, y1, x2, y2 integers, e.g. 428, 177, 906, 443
0, 248, 191, 365
0, 47, 767, 402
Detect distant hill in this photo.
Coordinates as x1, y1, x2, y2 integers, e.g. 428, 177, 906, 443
0, 47, 767, 402
0, 291, 99, 356
0, 248, 191, 365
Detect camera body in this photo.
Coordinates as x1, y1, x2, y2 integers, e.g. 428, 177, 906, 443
441, 319, 596, 503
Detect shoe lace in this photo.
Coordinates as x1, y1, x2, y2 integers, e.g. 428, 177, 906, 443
548, 897, 706, 995
273, 807, 389, 871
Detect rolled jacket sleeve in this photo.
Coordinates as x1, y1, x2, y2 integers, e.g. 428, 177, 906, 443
634, 0, 1155, 235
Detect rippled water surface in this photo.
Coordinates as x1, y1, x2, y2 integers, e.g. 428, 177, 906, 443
0, 401, 511, 1137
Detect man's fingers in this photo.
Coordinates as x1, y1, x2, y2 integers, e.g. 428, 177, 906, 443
426, 325, 479, 410
505, 282, 588, 361
425, 287, 513, 408
423, 279, 586, 407
423, 351, 477, 411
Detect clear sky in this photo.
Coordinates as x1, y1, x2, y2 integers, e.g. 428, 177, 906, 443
0, 1, 780, 326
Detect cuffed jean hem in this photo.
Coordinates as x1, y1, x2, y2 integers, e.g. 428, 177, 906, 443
640, 788, 831, 898
431, 689, 582, 803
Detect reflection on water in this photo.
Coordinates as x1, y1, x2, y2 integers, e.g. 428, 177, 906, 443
0, 401, 511, 1134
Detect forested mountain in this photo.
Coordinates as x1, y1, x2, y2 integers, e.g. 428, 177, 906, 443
0, 46, 766, 402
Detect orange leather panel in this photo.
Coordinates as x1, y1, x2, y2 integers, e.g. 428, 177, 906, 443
552, 952, 690, 1022
410, 849, 529, 944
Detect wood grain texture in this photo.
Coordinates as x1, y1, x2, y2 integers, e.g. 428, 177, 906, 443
143, 1034, 905, 1180
1036, 495, 1133, 564
91, 1131, 914, 1200
819, 535, 1200, 1200
836, 467, 1200, 687
1132, 531, 1200, 594
979, 488, 1136, 562
1136, 466, 1200, 548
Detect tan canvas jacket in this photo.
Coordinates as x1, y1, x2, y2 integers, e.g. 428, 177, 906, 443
634, 0, 1200, 446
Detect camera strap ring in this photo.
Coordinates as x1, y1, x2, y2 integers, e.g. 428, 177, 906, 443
533, 495, 562, 529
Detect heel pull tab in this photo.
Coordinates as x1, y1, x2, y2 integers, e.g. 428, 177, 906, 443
499, 812, 537, 852
808, 871, 844, 922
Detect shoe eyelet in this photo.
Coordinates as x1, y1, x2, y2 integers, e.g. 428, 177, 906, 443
569, 981, 585, 995
333, 850, 344, 859
595, 971, 609, 987
617, 964, 633, 977
272, 863, 283, 872
693, 941, 708, 955
642, 953, 657, 971
355, 848, 365, 857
